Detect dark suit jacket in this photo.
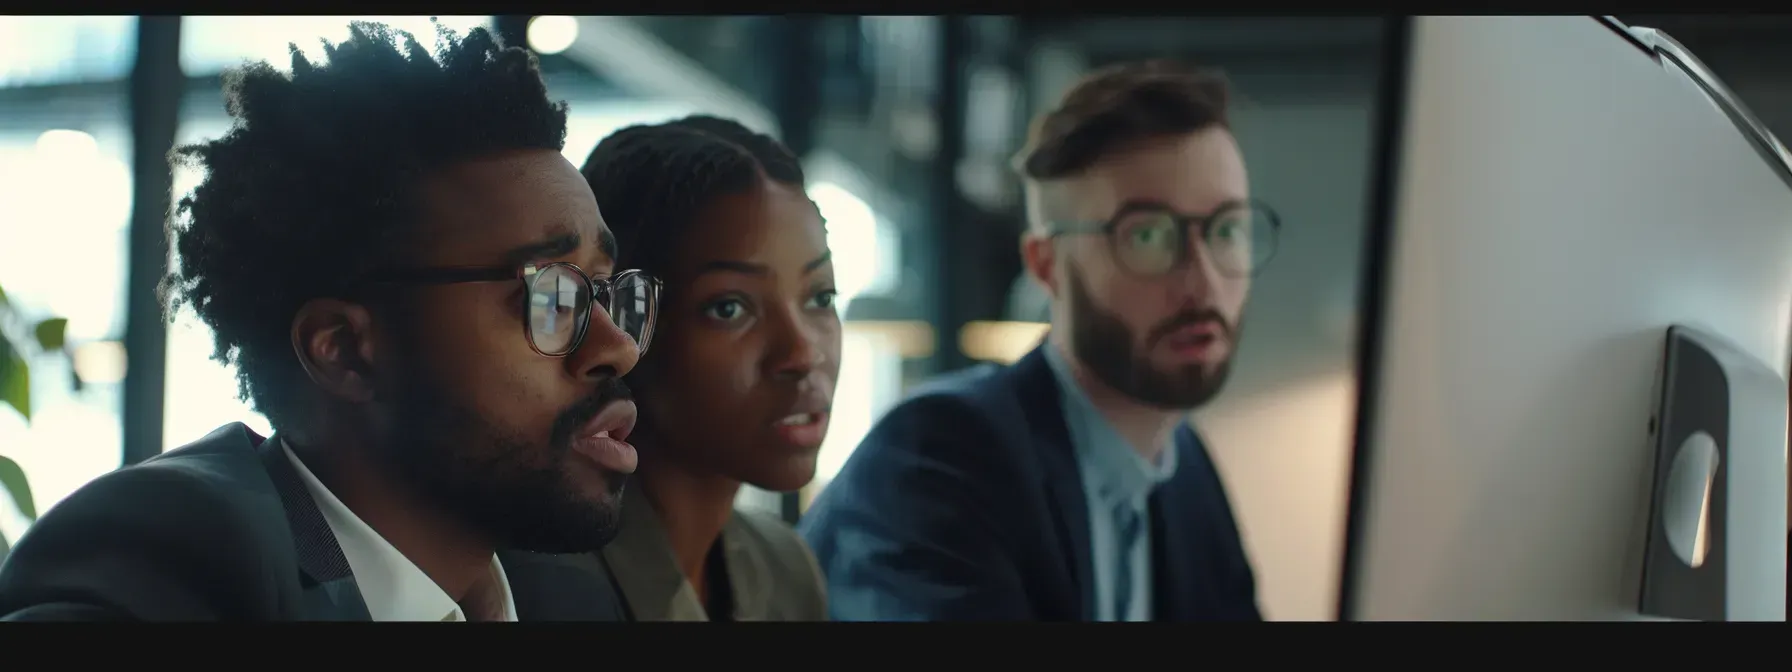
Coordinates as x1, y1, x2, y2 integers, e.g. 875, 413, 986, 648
0, 423, 627, 621
798, 345, 1262, 621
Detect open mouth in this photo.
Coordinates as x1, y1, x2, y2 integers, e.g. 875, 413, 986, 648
771, 410, 830, 450
570, 401, 640, 474
777, 413, 822, 426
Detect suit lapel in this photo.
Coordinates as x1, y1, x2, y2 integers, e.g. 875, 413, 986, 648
254, 435, 372, 621
1005, 346, 1097, 619
717, 517, 769, 620
499, 549, 630, 621
599, 484, 708, 621
1149, 425, 1219, 621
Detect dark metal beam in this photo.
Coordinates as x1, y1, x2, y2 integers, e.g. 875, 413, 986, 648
122, 16, 183, 465
927, 16, 975, 375
771, 17, 822, 160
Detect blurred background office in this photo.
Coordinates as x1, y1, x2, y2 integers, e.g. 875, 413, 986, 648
0, 14, 1783, 621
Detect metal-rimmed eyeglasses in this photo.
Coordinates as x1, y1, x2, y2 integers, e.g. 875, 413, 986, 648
362, 262, 661, 357
1046, 199, 1282, 279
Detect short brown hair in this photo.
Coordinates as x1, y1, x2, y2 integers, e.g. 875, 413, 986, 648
1013, 60, 1231, 181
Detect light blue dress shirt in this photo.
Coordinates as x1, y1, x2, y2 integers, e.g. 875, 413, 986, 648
1042, 345, 1180, 622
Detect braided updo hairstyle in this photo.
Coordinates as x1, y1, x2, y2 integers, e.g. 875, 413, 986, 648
578, 115, 808, 280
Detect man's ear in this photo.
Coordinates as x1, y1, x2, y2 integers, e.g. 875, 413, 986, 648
1020, 231, 1061, 300
290, 299, 380, 403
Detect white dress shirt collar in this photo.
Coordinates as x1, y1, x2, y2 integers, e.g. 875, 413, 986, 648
281, 441, 517, 622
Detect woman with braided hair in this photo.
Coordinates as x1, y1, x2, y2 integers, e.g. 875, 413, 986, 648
577, 115, 837, 621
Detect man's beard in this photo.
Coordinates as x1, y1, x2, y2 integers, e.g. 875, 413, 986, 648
374, 358, 630, 554
1064, 262, 1238, 410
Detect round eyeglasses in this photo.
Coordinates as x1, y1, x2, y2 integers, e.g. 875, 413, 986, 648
521, 264, 659, 357
360, 262, 661, 357
1048, 199, 1282, 278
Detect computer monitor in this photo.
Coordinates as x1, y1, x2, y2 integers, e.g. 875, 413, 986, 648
1341, 15, 1792, 620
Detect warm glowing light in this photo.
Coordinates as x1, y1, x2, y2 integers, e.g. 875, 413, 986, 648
960, 321, 1051, 364
71, 341, 127, 384
845, 320, 935, 359
526, 16, 579, 55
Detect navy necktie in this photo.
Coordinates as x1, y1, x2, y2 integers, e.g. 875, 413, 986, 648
1113, 502, 1142, 621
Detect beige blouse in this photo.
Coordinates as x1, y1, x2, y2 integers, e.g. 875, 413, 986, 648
598, 484, 828, 621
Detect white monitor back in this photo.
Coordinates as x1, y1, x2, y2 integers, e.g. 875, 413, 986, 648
1342, 15, 1792, 620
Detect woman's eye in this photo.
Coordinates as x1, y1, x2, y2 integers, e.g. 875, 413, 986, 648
808, 289, 839, 310
703, 298, 748, 322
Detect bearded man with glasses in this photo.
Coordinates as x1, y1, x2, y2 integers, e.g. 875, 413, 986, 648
0, 22, 657, 622
802, 60, 1270, 622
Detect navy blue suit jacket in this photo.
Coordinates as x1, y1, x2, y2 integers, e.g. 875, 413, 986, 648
799, 345, 1262, 621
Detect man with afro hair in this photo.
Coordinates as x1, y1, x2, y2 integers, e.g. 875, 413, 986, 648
0, 21, 654, 622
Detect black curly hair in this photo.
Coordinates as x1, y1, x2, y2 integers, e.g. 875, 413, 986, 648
161, 21, 570, 432
578, 115, 809, 280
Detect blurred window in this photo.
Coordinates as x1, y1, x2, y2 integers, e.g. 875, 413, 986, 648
0, 123, 132, 539
0, 16, 137, 87
179, 16, 492, 76
0, 17, 140, 542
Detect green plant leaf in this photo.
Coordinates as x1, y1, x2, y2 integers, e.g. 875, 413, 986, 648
0, 280, 8, 306
0, 453, 35, 520
34, 317, 68, 351
1, 344, 27, 421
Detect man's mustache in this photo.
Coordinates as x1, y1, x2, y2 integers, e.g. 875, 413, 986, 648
549, 377, 633, 447
1147, 308, 1232, 344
